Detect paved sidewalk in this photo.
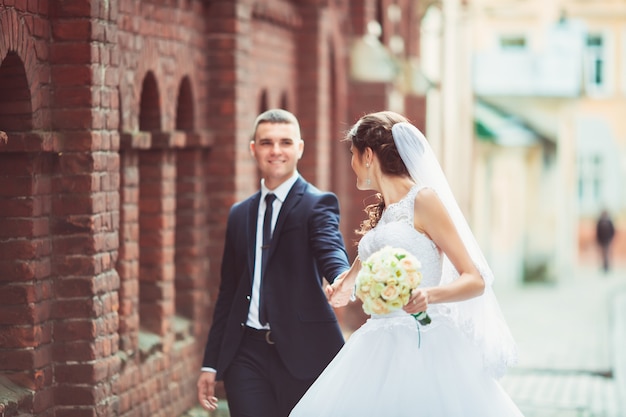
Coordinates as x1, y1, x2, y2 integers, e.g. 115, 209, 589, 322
498, 266, 626, 417
186, 266, 626, 417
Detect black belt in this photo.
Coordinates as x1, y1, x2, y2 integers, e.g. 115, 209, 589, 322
244, 326, 275, 345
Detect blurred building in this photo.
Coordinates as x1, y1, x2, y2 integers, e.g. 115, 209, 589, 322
0, 0, 446, 416
470, 0, 626, 284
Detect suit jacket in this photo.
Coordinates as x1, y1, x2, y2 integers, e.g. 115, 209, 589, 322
202, 177, 351, 380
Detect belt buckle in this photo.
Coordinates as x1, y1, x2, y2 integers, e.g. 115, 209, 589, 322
265, 330, 275, 345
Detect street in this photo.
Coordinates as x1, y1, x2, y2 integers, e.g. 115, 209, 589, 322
499, 266, 626, 417
189, 266, 626, 417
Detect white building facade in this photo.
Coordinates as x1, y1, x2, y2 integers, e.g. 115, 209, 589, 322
470, 0, 626, 283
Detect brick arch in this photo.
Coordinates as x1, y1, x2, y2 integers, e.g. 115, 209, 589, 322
326, 15, 348, 114
168, 43, 204, 132
0, 8, 36, 77
127, 46, 203, 134
325, 17, 364, 317
130, 37, 204, 134
327, 35, 349, 193
280, 91, 289, 110
259, 89, 269, 113
124, 38, 165, 133
256, 89, 291, 113
175, 76, 194, 132
0, 7, 50, 132
0, 51, 32, 131
139, 71, 162, 132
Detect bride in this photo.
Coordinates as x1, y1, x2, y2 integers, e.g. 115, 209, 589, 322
289, 111, 524, 416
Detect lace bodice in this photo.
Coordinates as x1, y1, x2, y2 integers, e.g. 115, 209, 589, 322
358, 185, 443, 289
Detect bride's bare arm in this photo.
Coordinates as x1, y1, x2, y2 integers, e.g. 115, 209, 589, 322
326, 257, 361, 307
413, 189, 485, 304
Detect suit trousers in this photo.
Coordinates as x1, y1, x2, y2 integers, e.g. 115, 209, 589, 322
223, 328, 316, 417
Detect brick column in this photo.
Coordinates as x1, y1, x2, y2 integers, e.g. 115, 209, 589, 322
49, 1, 121, 415
138, 150, 176, 343
175, 149, 211, 331
118, 151, 140, 355
0, 153, 54, 411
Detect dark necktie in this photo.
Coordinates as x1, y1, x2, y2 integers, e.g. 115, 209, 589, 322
259, 193, 276, 325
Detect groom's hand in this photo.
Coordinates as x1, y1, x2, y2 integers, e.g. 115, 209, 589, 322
197, 371, 219, 411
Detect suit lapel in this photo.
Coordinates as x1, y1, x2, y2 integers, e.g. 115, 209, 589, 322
267, 177, 305, 262
247, 192, 261, 282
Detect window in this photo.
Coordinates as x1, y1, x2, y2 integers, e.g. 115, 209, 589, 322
584, 33, 609, 95
578, 153, 604, 210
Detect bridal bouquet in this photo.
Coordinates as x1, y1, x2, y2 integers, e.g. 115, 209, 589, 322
355, 246, 431, 325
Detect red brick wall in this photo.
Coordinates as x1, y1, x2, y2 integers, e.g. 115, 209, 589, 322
0, 0, 211, 415
0, 1, 425, 416
114, 0, 213, 415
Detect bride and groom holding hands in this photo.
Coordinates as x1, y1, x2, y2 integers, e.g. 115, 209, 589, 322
197, 108, 524, 416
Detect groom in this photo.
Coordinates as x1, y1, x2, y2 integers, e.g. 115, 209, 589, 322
197, 109, 351, 417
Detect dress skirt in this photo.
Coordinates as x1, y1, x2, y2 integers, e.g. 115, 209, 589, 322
289, 311, 524, 417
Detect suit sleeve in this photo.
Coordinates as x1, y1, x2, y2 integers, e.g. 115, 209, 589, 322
307, 192, 351, 283
202, 206, 239, 369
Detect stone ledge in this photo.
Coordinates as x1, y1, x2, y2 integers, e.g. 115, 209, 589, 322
138, 329, 163, 361
119, 130, 214, 151
0, 130, 215, 153
0, 375, 33, 416
0, 131, 58, 153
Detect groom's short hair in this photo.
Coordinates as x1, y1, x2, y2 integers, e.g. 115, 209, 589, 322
252, 109, 302, 141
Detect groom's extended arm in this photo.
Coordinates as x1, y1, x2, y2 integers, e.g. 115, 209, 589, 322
308, 192, 350, 282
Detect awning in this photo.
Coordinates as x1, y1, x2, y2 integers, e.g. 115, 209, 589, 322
474, 100, 541, 147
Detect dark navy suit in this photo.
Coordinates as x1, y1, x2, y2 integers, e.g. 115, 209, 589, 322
202, 176, 350, 416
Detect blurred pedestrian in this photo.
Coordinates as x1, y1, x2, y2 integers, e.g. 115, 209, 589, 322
596, 209, 615, 273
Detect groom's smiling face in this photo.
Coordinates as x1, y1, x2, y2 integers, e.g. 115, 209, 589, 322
251, 122, 304, 189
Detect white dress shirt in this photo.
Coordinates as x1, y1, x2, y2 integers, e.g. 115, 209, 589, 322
247, 172, 300, 329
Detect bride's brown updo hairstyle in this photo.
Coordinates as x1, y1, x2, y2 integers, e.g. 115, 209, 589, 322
346, 111, 413, 235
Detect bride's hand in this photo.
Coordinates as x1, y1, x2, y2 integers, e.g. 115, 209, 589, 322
326, 271, 354, 307
404, 289, 428, 314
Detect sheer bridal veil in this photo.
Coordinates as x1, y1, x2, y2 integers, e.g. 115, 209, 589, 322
392, 122, 518, 378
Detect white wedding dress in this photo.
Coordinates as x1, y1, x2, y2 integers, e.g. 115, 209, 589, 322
289, 185, 524, 417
